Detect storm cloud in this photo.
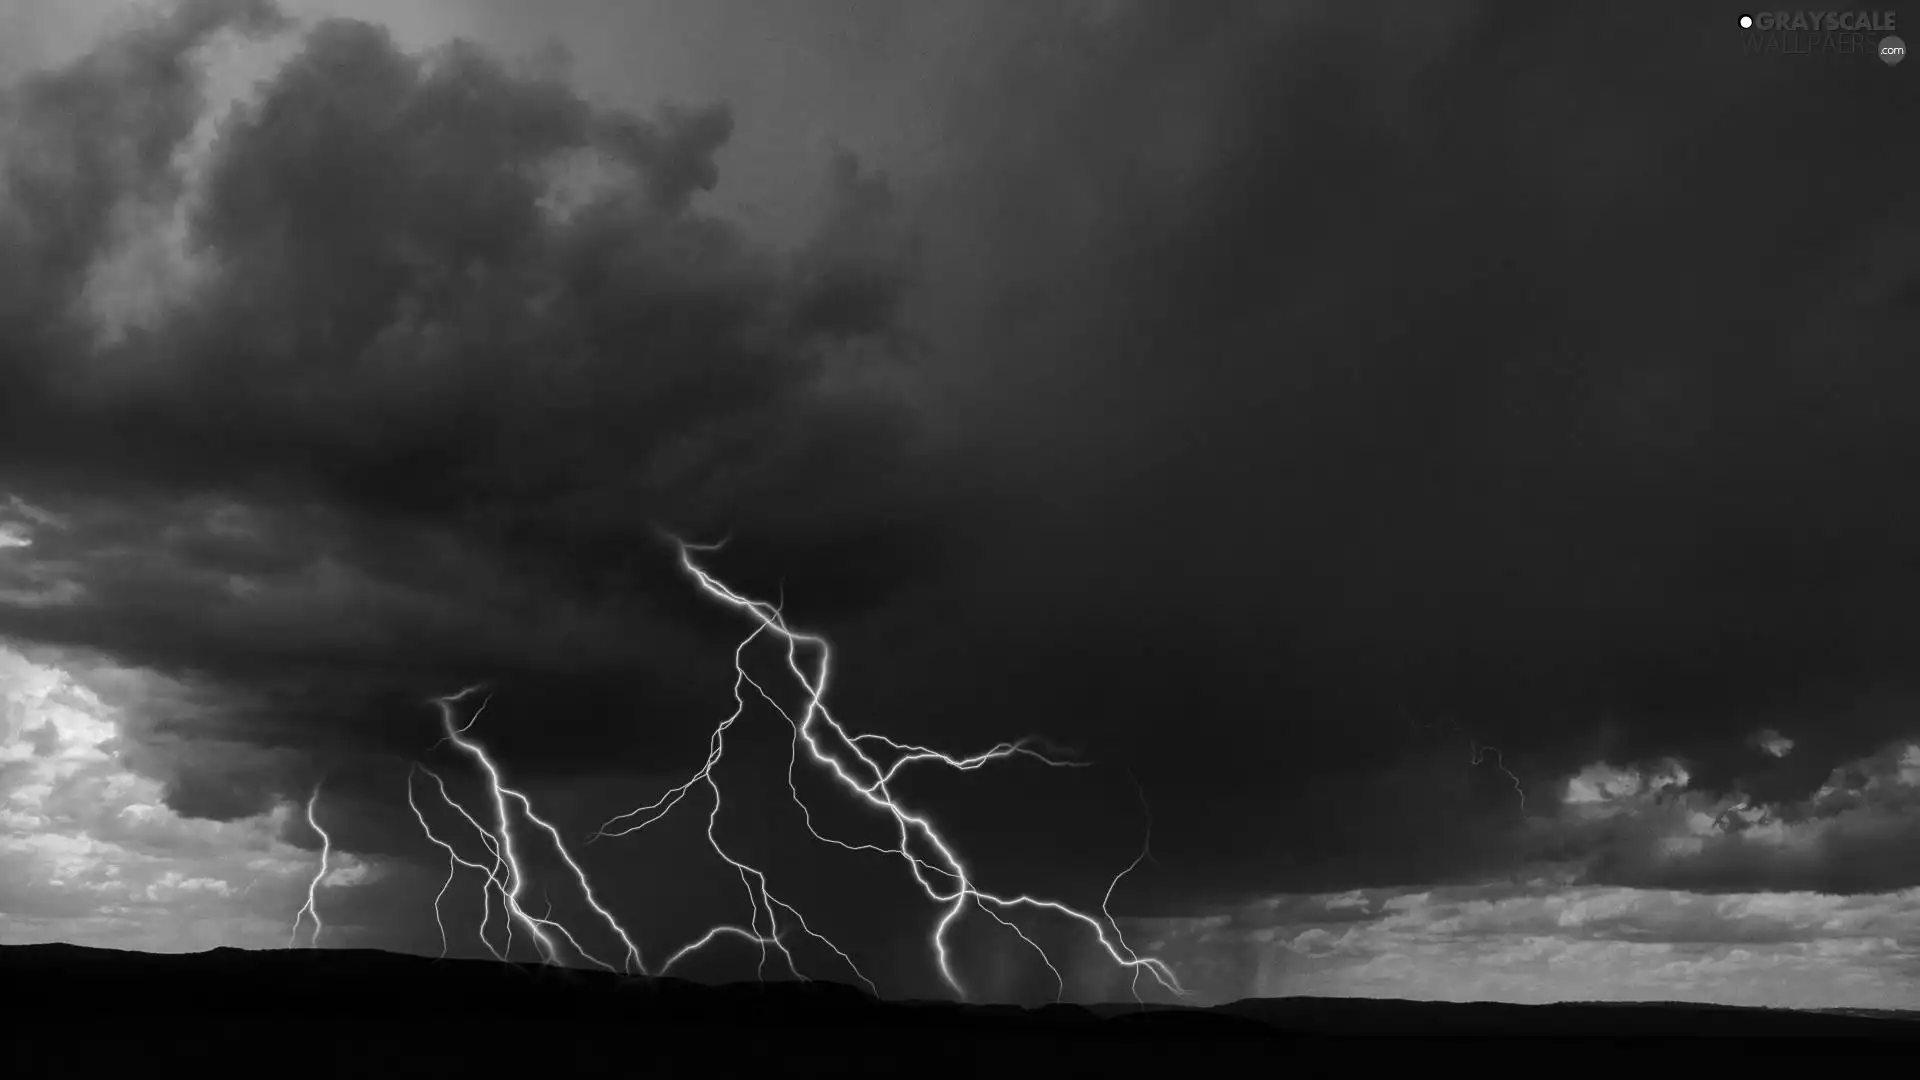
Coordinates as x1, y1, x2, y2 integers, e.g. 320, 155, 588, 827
1, 0, 935, 830
4, 0, 1920, 1006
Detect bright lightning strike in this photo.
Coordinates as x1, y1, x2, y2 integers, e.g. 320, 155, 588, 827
289, 784, 330, 949
407, 763, 510, 962
401, 537, 1186, 1004
588, 618, 874, 993
413, 688, 646, 975
586, 535, 1187, 1003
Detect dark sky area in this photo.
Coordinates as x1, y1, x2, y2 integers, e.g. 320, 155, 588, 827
3, 0, 1920, 1008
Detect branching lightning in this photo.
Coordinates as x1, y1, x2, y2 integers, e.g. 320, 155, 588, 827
289, 784, 330, 949
401, 535, 1187, 1004
592, 535, 1186, 1002
412, 688, 646, 974
407, 763, 509, 961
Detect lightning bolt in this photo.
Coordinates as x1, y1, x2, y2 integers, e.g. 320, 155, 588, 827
1104, 772, 1163, 1009
1405, 711, 1528, 817
587, 535, 1186, 1003
406, 763, 510, 962
400, 536, 1187, 1004
590, 618, 871, 992
408, 688, 647, 975
1468, 741, 1527, 815
289, 784, 330, 949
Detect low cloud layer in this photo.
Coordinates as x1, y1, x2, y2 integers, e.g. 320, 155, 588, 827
0, 643, 377, 950
1132, 879, 1920, 1008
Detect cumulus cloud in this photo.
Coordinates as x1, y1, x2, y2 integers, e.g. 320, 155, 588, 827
1525, 738, 1920, 895
1563, 758, 1690, 808
5, 3, 919, 542
0, 642, 376, 950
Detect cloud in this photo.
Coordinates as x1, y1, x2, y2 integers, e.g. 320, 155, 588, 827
798, 0, 1920, 908
7, 0, 1920, 952
1322, 890, 1370, 913
1752, 729, 1796, 759
1523, 738, 1920, 894
1124, 879, 1920, 1008
0, 0, 933, 839
4, 4, 921, 547
1563, 759, 1690, 807
0, 642, 373, 950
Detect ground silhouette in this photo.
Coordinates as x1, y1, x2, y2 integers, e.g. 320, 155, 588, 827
4, 943, 1914, 1074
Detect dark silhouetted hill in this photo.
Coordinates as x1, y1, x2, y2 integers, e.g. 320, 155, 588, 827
3, 943, 1915, 1075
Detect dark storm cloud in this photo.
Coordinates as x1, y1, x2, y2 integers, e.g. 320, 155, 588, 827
0, 0, 283, 367
7, 0, 1920, 921
5, 9, 920, 544
772, 0, 1920, 908
0, 0, 929, 837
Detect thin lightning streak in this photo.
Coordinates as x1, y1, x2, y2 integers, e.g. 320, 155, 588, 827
1468, 741, 1527, 815
420, 764, 518, 957
589, 534, 1188, 1003
591, 622, 867, 992
398, 535, 1184, 1003
661, 925, 777, 974
407, 764, 510, 962
289, 785, 330, 949
1103, 772, 1160, 1009
504, 786, 646, 969
420, 688, 647, 975
974, 898, 1063, 1002
409, 769, 459, 960
1410, 713, 1530, 818
431, 689, 492, 751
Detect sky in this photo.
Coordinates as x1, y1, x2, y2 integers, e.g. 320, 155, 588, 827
3, 0, 1920, 1009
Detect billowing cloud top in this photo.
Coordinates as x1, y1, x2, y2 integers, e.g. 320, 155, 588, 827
0, 0, 936, 830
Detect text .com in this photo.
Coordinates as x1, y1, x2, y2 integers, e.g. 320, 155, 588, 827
1738, 10, 1905, 63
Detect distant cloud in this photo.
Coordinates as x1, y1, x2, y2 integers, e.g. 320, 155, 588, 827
1529, 740, 1920, 894
1123, 879, 1920, 1008
1321, 889, 1370, 913
1752, 728, 1796, 758
1562, 758, 1690, 807
0, 642, 368, 950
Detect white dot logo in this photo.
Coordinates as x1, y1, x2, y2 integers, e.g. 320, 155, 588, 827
1739, 14, 1753, 28
1882, 35, 1907, 66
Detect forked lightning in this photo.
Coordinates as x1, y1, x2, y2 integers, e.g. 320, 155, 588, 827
312, 536, 1186, 1003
